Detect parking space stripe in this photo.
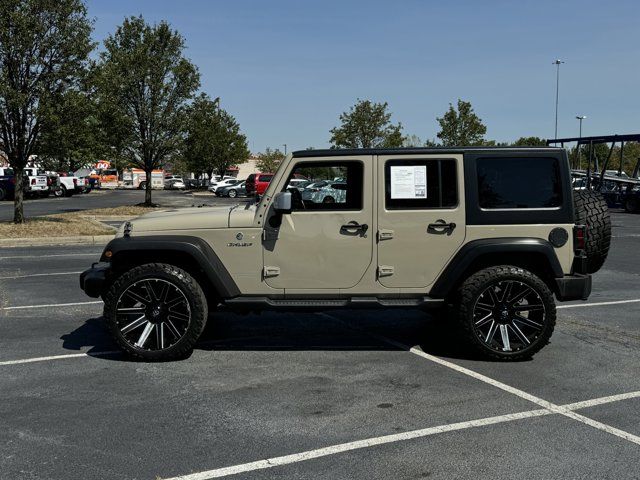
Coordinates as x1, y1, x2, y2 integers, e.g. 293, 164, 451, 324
371, 336, 640, 447
318, 313, 640, 446
557, 299, 640, 309
163, 388, 640, 480
0, 253, 99, 260
0, 351, 119, 366
164, 409, 553, 480
0, 271, 82, 280
563, 391, 640, 411
1, 300, 102, 310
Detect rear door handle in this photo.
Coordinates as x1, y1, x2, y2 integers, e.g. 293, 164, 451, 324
340, 221, 369, 235
427, 219, 456, 235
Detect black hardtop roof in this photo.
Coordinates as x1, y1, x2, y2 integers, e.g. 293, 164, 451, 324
292, 146, 563, 158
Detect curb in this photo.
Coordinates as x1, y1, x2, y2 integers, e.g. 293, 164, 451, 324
0, 234, 114, 248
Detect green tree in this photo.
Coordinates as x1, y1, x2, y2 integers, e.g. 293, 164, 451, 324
183, 93, 249, 180
512, 136, 547, 147
436, 99, 487, 146
256, 147, 285, 173
95, 16, 200, 206
36, 85, 104, 173
403, 134, 423, 147
330, 99, 404, 148
0, 0, 93, 223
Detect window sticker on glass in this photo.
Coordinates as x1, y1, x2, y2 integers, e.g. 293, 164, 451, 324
390, 165, 427, 199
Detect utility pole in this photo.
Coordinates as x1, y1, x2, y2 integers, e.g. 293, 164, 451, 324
576, 115, 586, 170
553, 59, 564, 139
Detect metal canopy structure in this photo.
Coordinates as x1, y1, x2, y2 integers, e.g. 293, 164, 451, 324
547, 134, 640, 191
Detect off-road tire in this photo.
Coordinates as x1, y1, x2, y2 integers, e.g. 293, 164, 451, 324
103, 263, 208, 361
454, 266, 556, 361
573, 190, 611, 273
625, 197, 639, 213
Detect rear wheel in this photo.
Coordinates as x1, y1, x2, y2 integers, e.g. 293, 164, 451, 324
573, 190, 611, 273
103, 263, 208, 361
54, 186, 65, 197
454, 266, 556, 361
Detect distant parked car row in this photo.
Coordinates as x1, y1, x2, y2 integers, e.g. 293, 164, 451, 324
0, 167, 92, 201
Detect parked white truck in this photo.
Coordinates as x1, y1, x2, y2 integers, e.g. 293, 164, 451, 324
23, 168, 49, 197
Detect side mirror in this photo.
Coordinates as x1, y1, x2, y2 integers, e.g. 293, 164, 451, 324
273, 191, 292, 214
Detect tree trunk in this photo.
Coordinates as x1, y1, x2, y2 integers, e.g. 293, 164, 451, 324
13, 168, 25, 224
144, 168, 153, 206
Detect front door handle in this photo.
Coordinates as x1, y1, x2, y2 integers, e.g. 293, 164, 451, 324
340, 221, 369, 236
427, 219, 456, 235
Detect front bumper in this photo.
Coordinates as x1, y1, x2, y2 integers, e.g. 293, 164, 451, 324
555, 274, 592, 301
79, 262, 111, 298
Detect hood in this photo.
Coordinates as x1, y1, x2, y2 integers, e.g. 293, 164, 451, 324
126, 203, 257, 233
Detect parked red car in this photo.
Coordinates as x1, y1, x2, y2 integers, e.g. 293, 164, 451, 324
245, 173, 273, 196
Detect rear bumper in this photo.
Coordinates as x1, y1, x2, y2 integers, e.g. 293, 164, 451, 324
80, 262, 111, 298
555, 274, 592, 301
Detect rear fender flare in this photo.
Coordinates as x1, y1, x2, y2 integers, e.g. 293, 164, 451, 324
429, 238, 564, 298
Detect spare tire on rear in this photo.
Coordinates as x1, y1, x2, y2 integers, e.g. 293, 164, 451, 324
573, 190, 611, 273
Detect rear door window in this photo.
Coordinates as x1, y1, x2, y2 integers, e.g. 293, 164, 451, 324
477, 157, 562, 209
384, 159, 457, 209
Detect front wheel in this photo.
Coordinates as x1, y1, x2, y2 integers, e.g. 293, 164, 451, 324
228, 189, 237, 198
454, 266, 556, 361
103, 263, 208, 361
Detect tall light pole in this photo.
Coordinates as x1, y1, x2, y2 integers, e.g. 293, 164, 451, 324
576, 115, 586, 138
553, 59, 564, 139
576, 115, 586, 170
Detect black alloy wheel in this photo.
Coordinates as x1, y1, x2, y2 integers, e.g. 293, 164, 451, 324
455, 266, 556, 360
104, 263, 208, 361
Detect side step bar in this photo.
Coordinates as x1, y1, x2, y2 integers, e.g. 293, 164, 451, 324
223, 296, 445, 310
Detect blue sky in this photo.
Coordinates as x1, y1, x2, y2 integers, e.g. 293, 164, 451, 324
86, 0, 640, 153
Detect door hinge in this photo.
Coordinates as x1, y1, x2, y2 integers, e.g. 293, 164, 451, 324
378, 229, 394, 241
263, 266, 280, 278
377, 265, 394, 277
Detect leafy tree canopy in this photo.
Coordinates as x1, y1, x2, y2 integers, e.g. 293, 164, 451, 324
512, 136, 547, 147
256, 147, 285, 173
183, 93, 249, 179
436, 99, 487, 147
95, 15, 200, 205
0, 0, 93, 222
330, 99, 404, 149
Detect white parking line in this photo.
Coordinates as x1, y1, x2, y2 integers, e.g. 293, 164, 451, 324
1, 300, 102, 311
0, 271, 82, 280
0, 253, 99, 260
557, 298, 640, 309
163, 391, 640, 480
0, 351, 119, 366
318, 313, 640, 446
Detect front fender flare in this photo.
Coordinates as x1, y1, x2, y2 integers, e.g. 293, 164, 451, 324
102, 235, 240, 298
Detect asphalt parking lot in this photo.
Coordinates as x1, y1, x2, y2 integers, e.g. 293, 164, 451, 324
0, 189, 239, 221
0, 210, 639, 479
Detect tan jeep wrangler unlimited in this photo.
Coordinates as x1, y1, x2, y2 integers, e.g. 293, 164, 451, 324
80, 148, 610, 361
